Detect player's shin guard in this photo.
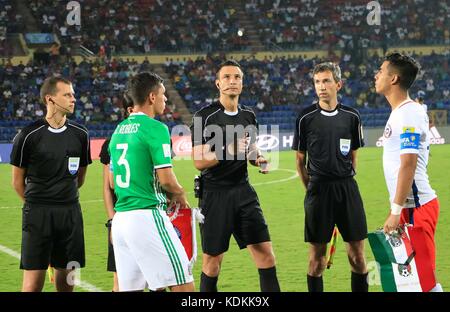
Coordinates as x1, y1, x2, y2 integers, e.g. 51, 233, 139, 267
258, 266, 280, 292
351, 271, 369, 292
200, 272, 218, 292
307, 274, 323, 292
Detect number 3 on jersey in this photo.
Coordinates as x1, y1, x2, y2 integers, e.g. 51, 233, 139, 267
115, 143, 130, 188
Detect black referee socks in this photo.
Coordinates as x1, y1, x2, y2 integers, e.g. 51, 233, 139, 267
200, 272, 218, 292
258, 266, 280, 292
351, 271, 369, 292
307, 274, 323, 292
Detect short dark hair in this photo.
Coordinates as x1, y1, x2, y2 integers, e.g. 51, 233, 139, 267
121, 90, 134, 118
122, 90, 134, 111
312, 62, 342, 83
216, 60, 243, 79
128, 72, 164, 105
40, 76, 72, 105
384, 52, 420, 90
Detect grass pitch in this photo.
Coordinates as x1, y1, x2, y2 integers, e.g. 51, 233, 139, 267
0, 146, 448, 292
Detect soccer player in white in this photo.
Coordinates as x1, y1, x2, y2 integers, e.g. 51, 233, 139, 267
375, 52, 442, 292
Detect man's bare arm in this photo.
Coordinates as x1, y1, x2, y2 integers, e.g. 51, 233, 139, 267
102, 164, 115, 219
11, 166, 26, 202
192, 144, 219, 171
351, 150, 358, 171
156, 167, 190, 208
77, 167, 88, 188
296, 151, 309, 189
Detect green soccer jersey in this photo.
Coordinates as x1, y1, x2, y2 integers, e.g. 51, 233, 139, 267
109, 112, 172, 212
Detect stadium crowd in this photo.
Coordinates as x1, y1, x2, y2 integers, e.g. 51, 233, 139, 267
27, 0, 249, 55
0, 0, 25, 57
0, 56, 183, 140
165, 51, 450, 115
0, 0, 449, 140
245, 0, 450, 51
1, 50, 448, 141
5, 0, 448, 56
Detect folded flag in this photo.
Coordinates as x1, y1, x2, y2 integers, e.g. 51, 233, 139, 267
368, 225, 436, 292
167, 204, 204, 272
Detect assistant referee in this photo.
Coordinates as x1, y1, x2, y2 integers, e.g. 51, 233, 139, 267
10, 76, 92, 292
293, 62, 368, 292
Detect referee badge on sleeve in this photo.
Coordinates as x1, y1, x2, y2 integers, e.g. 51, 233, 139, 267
68, 157, 80, 175
339, 139, 351, 156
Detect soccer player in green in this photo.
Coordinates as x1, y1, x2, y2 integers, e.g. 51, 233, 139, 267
109, 72, 194, 292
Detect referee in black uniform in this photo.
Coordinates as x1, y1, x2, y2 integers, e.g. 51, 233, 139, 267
10, 76, 92, 292
99, 92, 134, 292
293, 62, 368, 292
191, 60, 280, 292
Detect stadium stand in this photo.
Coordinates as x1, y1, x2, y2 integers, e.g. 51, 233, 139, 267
0, 57, 183, 141
27, 0, 250, 54
164, 52, 450, 130
245, 0, 450, 51
0, 0, 449, 142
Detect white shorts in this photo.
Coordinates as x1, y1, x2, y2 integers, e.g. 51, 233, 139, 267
112, 209, 194, 291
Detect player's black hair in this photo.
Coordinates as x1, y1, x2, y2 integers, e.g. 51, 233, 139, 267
384, 52, 420, 90
128, 72, 164, 106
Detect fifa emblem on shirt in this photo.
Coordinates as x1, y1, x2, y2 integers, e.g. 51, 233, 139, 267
339, 139, 351, 156
68, 157, 80, 175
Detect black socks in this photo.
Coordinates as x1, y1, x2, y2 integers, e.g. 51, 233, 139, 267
351, 271, 369, 292
258, 266, 281, 292
200, 272, 218, 292
307, 274, 323, 292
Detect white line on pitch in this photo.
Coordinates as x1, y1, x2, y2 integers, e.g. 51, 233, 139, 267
0, 244, 103, 292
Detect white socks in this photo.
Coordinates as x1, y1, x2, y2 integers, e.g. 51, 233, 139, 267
429, 283, 444, 292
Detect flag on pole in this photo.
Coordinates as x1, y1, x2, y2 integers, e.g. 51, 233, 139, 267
326, 227, 339, 269
47, 265, 55, 284
368, 225, 436, 292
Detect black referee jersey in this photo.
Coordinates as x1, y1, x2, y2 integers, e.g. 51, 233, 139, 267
190, 102, 258, 188
292, 103, 364, 180
10, 119, 92, 205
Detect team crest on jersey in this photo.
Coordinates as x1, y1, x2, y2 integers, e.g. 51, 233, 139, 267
339, 139, 351, 156
398, 264, 412, 277
68, 157, 80, 175
384, 124, 392, 138
388, 234, 402, 248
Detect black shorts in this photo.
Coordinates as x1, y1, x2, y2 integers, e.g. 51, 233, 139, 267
107, 226, 116, 272
199, 183, 271, 256
20, 202, 85, 270
304, 177, 367, 243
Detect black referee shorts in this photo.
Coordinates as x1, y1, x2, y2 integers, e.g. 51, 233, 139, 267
304, 177, 367, 243
20, 202, 85, 270
199, 183, 271, 256
107, 226, 116, 272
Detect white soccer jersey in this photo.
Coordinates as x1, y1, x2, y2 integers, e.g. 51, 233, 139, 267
382, 99, 436, 208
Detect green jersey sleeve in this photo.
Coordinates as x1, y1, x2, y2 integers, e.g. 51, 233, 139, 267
149, 122, 172, 169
